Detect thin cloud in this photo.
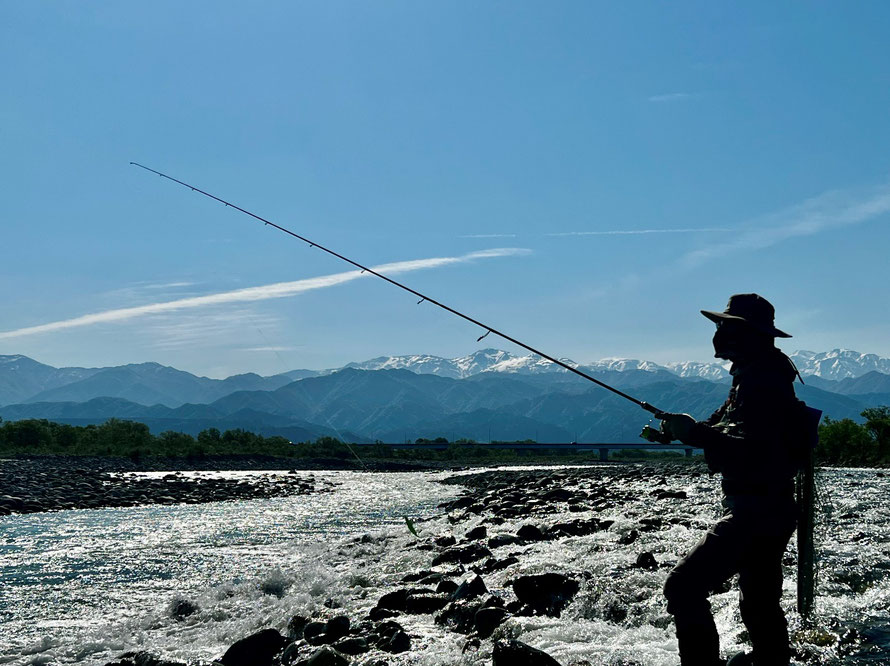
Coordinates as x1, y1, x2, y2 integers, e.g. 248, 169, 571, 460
0, 248, 531, 341
241, 346, 302, 353
547, 227, 729, 237
680, 183, 890, 269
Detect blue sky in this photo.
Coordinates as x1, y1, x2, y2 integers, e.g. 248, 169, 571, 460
2, 2, 889, 378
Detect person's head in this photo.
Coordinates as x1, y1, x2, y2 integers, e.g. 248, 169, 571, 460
701, 294, 791, 362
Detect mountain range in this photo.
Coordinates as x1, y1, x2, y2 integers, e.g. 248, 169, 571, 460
1, 349, 888, 443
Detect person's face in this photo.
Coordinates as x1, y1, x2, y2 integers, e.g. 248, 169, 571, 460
712, 319, 772, 361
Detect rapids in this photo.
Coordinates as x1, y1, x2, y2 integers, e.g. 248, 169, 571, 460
1, 466, 888, 665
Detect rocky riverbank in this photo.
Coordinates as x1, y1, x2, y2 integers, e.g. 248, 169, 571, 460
100, 462, 726, 666
0, 457, 339, 514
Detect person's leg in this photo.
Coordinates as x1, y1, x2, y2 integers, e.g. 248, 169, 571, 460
737, 515, 796, 666
664, 515, 743, 666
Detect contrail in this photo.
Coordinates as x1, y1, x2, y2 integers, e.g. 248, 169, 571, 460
0, 248, 530, 341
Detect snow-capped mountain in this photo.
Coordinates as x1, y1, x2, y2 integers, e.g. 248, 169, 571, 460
663, 361, 731, 381
338, 348, 723, 379
790, 349, 890, 380
338, 348, 890, 382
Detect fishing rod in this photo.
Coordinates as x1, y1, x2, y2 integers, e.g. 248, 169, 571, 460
130, 162, 668, 430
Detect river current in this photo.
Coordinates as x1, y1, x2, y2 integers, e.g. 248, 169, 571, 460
1, 466, 888, 665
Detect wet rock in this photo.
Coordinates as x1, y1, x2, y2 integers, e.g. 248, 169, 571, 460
511, 574, 579, 617
488, 534, 520, 548
617, 529, 639, 546
109, 651, 186, 666
436, 579, 459, 595
543, 488, 573, 502
306, 646, 349, 666
634, 552, 658, 571
325, 616, 351, 643
481, 556, 520, 573
404, 592, 450, 614
434, 534, 457, 548
333, 637, 369, 655
431, 543, 492, 566
436, 599, 485, 634
220, 628, 287, 666
288, 614, 311, 640
548, 518, 611, 538
517, 524, 547, 542
374, 623, 410, 654
452, 574, 488, 601
465, 525, 488, 540
304, 621, 329, 645
280, 642, 305, 666
475, 607, 511, 638
492, 639, 562, 666
168, 598, 199, 619
376, 589, 410, 611
368, 607, 399, 621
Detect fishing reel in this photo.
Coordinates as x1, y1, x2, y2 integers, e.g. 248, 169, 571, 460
640, 422, 673, 445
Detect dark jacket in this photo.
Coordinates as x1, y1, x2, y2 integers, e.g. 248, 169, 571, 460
687, 347, 802, 489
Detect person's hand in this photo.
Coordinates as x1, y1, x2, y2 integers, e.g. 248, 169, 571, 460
657, 412, 696, 441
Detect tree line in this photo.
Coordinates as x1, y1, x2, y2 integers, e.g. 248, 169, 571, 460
1, 407, 888, 465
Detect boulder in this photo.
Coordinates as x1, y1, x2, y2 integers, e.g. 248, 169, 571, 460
487, 534, 521, 549
333, 637, 369, 655
517, 524, 547, 542
634, 552, 658, 571
451, 574, 488, 601
465, 525, 488, 540
404, 592, 450, 614
511, 574, 579, 617
431, 543, 492, 566
306, 646, 349, 666
220, 628, 287, 666
474, 607, 511, 638
288, 614, 311, 640
492, 639, 562, 666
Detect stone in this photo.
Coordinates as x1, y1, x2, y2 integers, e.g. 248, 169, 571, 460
431, 543, 492, 566
168, 598, 199, 619
451, 574, 488, 601
634, 552, 658, 571
511, 574, 579, 617
333, 637, 369, 655
517, 524, 546, 542
325, 616, 351, 642
306, 646, 349, 666
465, 525, 487, 540
304, 621, 328, 645
377, 630, 410, 654
220, 628, 287, 666
287, 615, 311, 640
434, 534, 457, 548
436, 579, 459, 596
492, 639, 562, 666
404, 592, 450, 614
487, 534, 521, 549
474, 607, 510, 638
368, 607, 399, 621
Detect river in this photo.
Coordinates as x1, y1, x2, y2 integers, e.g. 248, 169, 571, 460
1, 466, 888, 665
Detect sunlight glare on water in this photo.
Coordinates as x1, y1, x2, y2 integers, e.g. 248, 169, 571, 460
1, 466, 889, 666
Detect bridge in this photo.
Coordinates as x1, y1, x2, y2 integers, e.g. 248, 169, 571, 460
354, 442, 701, 461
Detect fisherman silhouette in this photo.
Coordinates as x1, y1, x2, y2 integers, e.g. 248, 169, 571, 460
657, 294, 803, 666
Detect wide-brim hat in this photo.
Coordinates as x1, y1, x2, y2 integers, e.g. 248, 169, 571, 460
701, 293, 791, 338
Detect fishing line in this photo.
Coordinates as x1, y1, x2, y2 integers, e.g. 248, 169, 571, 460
130, 162, 664, 416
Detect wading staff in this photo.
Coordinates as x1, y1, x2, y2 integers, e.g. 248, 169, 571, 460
131, 162, 666, 421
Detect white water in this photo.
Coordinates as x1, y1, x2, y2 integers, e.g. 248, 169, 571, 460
1, 466, 888, 665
